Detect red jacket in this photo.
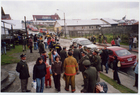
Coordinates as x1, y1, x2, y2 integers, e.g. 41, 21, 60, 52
45, 66, 51, 80
111, 40, 115, 45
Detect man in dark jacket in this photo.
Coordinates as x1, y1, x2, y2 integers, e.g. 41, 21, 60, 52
60, 46, 67, 72
55, 43, 62, 55
81, 60, 98, 93
16, 54, 30, 92
73, 46, 81, 63
38, 40, 45, 55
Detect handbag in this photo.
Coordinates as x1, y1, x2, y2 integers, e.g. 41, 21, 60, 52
117, 61, 121, 67
32, 81, 36, 89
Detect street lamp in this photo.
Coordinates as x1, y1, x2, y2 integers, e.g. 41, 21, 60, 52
57, 9, 66, 37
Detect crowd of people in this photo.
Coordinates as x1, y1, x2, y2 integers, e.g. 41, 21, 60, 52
15, 34, 138, 93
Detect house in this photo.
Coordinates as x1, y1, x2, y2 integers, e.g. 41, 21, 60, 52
54, 19, 108, 37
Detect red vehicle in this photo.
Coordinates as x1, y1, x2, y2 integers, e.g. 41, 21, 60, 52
106, 46, 136, 68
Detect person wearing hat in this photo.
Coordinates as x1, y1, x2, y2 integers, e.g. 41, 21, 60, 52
91, 49, 102, 82
95, 82, 108, 93
55, 43, 62, 55
38, 40, 45, 56
60, 46, 67, 73
79, 51, 89, 86
81, 60, 98, 93
16, 54, 30, 92
86, 47, 94, 63
28, 37, 33, 53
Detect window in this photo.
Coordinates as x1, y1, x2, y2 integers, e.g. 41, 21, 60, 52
115, 49, 131, 57
89, 26, 91, 28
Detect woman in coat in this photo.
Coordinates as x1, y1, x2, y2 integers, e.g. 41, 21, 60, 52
112, 56, 121, 85
52, 56, 62, 92
33, 57, 47, 92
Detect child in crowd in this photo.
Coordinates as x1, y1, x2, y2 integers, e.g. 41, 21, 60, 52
45, 63, 52, 88
48, 49, 52, 65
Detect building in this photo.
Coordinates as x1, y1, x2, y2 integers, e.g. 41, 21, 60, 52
54, 19, 109, 37
33, 13, 60, 21
1, 7, 11, 20
32, 13, 60, 26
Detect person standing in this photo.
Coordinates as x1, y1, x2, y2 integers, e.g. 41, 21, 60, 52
81, 60, 98, 93
129, 36, 133, 51
33, 57, 47, 92
79, 51, 89, 86
45, 64, 51, 88
44, 37, 48, 49
52, 56, 62, 92
22, 37, 27, 52
64, 52, 78, 93
41, 51, 48, 63
73, 46, 81, 64
111, 39, 115, 46
1, 40, 6, 55
55, 43, 62, 55
133, 59, 138, 88
38, 40, 45, 55
51, 49, 60, 63
112, 56, 121, 85
34, 34, 38, 50
78, 44, 84, 60
48, 49, 52, 65
133, 36, 137, 48
115, 38, 119, 46
118, 36, 121, 47
60, 46, 67, 73
29, 37, 33, 53
16, 54, 30, 92
92, 49, 102, 82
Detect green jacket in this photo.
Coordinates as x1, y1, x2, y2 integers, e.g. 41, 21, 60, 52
82, 67, 98, 93
16, 60, 30, 79
79, 55, 89, 72
73, 48, 81, 63
91, 55, 102, 71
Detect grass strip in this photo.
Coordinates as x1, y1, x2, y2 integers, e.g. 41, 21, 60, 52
100, 73, 136, 93
1, 45, 24, 65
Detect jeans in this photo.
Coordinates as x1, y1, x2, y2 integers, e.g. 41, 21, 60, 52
36, 76, 45, 92
129, 45, 132, 50
34, 42, 37, 50
44, 42, 48, 49
2, 46, 6, 54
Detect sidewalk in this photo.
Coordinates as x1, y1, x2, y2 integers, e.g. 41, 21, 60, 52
96, 42, 138, 53
101, 66, 138, 92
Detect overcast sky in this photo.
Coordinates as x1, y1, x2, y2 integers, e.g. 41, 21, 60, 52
1, 0, 139, 21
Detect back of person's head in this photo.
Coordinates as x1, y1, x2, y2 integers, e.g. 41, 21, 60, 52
63, 47, 66, 50
68, 51, 72, 56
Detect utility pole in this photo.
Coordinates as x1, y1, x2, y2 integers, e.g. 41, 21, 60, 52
24, 16, 28, 38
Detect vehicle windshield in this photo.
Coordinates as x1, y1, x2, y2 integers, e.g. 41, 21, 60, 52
115, 49, 131, 57
79, 40, 92, 45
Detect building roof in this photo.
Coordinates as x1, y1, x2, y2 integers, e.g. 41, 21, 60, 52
2, 14, 11, 20
56, 19, 107, 26
32, 20, 55, 23
101, 18, 118, 25
2, 20, 25, 30
33, 14, 60, 21
1, 7, 5, 16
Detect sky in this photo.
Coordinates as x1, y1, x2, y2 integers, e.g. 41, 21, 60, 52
1, 0, 139, 21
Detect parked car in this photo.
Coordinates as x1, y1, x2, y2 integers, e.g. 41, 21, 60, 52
71, 38, 99, 51
106, 46, 136, 68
